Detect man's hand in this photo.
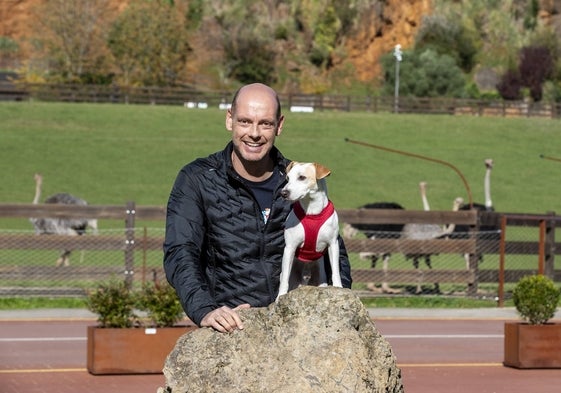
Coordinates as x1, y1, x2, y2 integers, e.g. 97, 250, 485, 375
200, 304, 250, 333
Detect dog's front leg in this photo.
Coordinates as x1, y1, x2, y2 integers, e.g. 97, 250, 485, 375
328, 240, 343, 288
277, 244, 297, 301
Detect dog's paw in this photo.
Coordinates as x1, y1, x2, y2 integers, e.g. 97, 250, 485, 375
275, 290, 287, 302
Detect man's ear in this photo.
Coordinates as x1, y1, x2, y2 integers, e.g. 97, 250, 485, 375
314, 163, 331, 179
275, 115, 285, 136
225, 109, 233, 131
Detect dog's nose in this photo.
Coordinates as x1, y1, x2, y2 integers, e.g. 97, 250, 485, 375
280, 189, 290, 199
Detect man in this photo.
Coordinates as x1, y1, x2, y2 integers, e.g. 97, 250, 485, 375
163, 83, 352, 333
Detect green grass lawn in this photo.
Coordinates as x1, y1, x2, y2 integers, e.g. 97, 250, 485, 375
2, 101, 561, 216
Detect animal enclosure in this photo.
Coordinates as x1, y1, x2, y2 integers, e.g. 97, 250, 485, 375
0, 204, 560, 301
3, 83, 561, 118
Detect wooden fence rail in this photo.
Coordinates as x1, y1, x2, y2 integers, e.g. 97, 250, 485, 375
2, 83, 560, 119
0, 203, 165, 220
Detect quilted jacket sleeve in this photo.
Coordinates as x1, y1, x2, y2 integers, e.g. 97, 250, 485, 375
163, 164, 217, 326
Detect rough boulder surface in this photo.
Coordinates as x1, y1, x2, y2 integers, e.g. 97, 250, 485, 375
159, 286, 404, 393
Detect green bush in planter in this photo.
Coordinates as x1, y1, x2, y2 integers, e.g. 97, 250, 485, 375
87, 279, 184, 328
86, 279, 137, 328
512, 275, 561, 325
136, 281, 184, 328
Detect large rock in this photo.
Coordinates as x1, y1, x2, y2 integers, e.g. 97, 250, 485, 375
159, 286, 404, 393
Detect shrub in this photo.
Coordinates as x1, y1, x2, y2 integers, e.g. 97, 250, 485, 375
518, 46, 554, 102
86, 279, 137, 328
136, 282, 184, 328
512, 275, 561, 325
87, 279, 184, 328
497, 69, 522, 100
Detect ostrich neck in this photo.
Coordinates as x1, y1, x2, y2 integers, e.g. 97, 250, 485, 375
441, 201, 462, 235
484, 168, 492, 209
420, 188, 430, 211
32, 182, 42, 204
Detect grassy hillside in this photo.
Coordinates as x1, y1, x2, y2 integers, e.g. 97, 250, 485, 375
2, 102, 561, 231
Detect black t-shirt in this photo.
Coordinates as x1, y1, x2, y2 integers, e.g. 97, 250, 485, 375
244, 167, 279, 224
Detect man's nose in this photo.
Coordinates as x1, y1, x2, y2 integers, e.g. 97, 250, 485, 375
247, 123, 262, 138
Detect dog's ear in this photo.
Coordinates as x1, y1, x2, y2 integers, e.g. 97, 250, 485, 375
286, 161, 297, 173
314, 163, 331, 179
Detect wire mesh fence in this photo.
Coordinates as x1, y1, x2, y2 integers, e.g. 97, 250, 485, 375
344, 213, 561, 301
1, 204, 560, 300
0, 227, 166, 297
344, 227, 498, 296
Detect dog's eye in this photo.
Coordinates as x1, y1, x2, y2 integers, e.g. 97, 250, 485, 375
298, 175, 306, 181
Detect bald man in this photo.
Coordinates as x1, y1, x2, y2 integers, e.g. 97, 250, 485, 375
164, 83, 352, 332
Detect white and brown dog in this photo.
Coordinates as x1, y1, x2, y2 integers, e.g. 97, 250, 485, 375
276, 161, 343, 301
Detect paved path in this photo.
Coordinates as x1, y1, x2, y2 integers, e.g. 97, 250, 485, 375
2, 308, 560, 393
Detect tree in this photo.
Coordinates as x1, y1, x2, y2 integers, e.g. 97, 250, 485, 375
496, 69, 522, 100
381, 48, 466, 98
429, 0, 532, 74
497, 46, 554, 101
107, 0, 189, 86
518, 46, 553, 101
213, 1, 278, 85
35, 0, 112, 82
223, 33, 276, 85
0, 37, 20, 69
415, 14, 481, 73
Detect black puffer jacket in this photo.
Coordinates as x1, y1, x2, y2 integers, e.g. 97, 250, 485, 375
163, 142, 352, 326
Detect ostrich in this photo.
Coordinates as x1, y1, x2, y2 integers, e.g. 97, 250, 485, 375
401, 190, 464, 294
452, 159, 500, 268
342, 202, 405, 294
30, 173, 98, 266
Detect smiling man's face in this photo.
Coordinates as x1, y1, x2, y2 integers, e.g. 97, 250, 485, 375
226, 84, 284, 175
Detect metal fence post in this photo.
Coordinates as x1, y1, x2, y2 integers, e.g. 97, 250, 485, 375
124, 201, 136, 288
498, 215, 507, 307
544, 212, 556, 278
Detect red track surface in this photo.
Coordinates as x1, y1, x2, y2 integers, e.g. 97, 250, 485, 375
1, 316, 560, 393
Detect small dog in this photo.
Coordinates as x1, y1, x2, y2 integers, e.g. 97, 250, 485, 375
276, 161, 343, 301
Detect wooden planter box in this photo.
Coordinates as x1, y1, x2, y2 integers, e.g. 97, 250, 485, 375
504, 322, 561, 369
87, 325, 197, 375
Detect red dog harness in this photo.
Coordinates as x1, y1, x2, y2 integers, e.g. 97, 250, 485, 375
293, 200, 335, 262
